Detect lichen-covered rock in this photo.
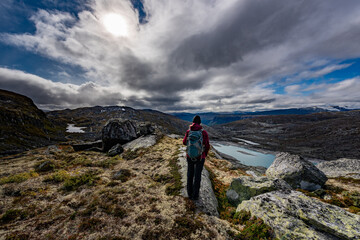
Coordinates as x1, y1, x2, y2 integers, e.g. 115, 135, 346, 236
102, 120, 138, 152
107, 143, 124, 157
123, 135, 157, 151
178, 147, 219, 217
316, 158, 360, 178
226, 176, 291, 206
237, 190, 360, 240
266, 152, 327, 191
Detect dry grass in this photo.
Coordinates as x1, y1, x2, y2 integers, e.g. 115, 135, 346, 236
0, 136, 233, 239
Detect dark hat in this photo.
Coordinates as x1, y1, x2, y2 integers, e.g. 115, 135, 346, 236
193, 115, 201, 124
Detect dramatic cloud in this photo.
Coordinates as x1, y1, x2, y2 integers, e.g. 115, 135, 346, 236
1, 0, 360, 111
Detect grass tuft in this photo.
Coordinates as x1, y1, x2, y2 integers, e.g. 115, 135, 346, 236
63, 170, 101, 191
0, 171, 39, 185
165, 150, 182, 196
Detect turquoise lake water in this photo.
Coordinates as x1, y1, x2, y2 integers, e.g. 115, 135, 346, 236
212, 142, 275, 168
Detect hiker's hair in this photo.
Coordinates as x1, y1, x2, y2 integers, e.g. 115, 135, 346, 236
193, 115, 201, 124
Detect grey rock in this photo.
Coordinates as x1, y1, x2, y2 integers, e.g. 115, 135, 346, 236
316, 158, 360, 178
178, 147, 219, 217
36, 160, 55, 172
102, 120, 155, 152
123, 135, 157, 151
107, 143, 124, 157
102, 120, 138, 152
266, 152, 327, 191
113, 169, 131, 181
226, 176, 291, 206
72, 140, 103, 152
237, 190, 360, 240
45, 145, 61, 155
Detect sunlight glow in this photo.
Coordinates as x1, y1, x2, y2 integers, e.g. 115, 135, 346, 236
103, 13, 128, 37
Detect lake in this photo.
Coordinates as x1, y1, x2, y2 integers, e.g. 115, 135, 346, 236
66, 124, 86, 133
212, 142, 275, 168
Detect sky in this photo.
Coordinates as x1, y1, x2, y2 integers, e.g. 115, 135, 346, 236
1, 0, 360, 112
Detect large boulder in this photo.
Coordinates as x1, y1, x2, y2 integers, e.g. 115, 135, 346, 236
226, 176, 291, 206
237, 190, 360, 240
316, 158, 360, 178
102, 120, 155, 152
266, 152, 327, 191
102, 120, 138, 152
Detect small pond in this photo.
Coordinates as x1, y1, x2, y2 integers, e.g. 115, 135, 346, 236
66, 124, 86, 133
212, 142, 275, 168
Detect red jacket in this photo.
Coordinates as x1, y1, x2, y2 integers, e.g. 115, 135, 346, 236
183, 123, 210, 159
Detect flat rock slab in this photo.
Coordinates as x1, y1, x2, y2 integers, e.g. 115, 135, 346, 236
316, 158, 360, 179
123, 135, 157, 151
178, 146, 219, 217
237, 190, 360, 240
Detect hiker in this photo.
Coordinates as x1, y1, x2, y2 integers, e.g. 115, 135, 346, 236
183, 115, 210, 200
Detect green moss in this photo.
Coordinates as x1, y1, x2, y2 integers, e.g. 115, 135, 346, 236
0, 171, 39, 184
113, 206, 127, 218
44, 170, 70, 183
170, 215, 202, 238
63, 170, 100, 191
34, 160, 56, 172
232, 210, 275, 240
78, 218, 103, 231
1, 209, 28, 223
95, 157, 120, 168
165, 150, 182, 196
5, 232, 30, 240
113, 169, 131, 182
152, 174, 172, 184
122, 149, 141, 160
206, 166, 235, 221
333, 177, 360, 185
349, 206, 360, 214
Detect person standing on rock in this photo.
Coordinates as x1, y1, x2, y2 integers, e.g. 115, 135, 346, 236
183, 115, 210, 200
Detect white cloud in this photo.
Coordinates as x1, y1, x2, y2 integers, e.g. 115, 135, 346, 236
1, 0, 360, 111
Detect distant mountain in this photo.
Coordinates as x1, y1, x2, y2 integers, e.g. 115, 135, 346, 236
0, 89, 65, 156
171, 106, 353, 126
47, 105, 223, 141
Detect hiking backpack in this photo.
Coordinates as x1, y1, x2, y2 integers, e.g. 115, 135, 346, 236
186, 129, 204, 161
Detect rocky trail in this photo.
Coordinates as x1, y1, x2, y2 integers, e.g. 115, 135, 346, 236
177, 146, 219, 217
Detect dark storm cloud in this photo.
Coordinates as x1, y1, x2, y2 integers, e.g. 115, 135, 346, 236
170, 0, 314, 70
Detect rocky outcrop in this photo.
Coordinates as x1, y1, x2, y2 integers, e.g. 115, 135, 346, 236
266, 152, 327, 191
107, 144, 124, 157
226, 176, 291, 206
316, 158, 360, 178
0, 89, 64, 156
237, 190, 360, 240
102, 120, 138, 152
178, 147, 219, 217
101, 120, 154, 152
123, 135, 157, 151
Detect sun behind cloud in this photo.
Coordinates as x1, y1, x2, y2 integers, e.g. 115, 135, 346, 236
102, 13, 128, 37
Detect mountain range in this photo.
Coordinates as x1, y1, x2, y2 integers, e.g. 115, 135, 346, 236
171, 106, 355, 126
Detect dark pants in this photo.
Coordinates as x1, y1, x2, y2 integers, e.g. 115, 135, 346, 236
187, 157, 205, 199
